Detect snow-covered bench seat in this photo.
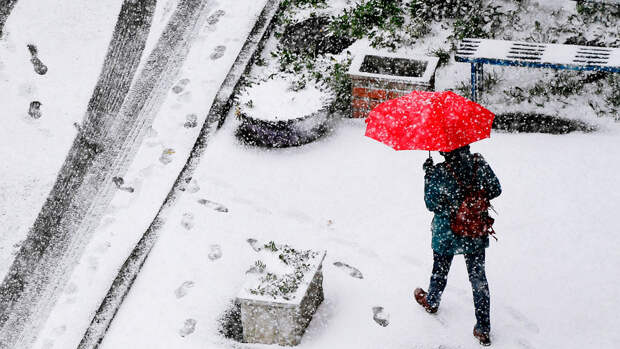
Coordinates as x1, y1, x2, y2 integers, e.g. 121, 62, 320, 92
575, 0, 620, 4
455, 38, 620, 101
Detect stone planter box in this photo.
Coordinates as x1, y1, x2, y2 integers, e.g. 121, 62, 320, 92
237, 247, 326, 346
348, 52, 439, 118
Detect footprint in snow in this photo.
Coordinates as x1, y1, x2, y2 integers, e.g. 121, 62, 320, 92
175, 281, 195, 299
246, 238, 261, 252
159, 148, 175, 164
179, 318, 197, 337
210, 45, 226, 60
198, 198, 228, 212
206, 9, 225, 25
208, 244, 222, 261
184, 114, 198, 128
28, 101, 42, 119
181, 213, 194, 230
333, 261, 363, 279
112, 176, 134, 193
27, 44, 48, 75
183, 177, 200, 193
372, 306, 389, 327
172, 78, 190, 94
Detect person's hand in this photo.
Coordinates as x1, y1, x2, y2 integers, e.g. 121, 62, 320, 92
423, 157, 434, 172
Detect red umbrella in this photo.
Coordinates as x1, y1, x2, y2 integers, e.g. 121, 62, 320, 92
364, 90, 495, 152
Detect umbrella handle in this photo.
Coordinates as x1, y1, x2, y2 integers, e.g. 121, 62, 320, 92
428, 151, 431, 159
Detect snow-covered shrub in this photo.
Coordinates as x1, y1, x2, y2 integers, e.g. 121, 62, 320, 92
281, 0, 327, 8
281, 16, 354, 56
456, 69, 504, 99
263, 0, 619, 120
323, 56, 353, 113
408, 0, 508, 43
248, 243, 318, 300
329, 0, 405, 49
493, 112, 596, 134
240, 240, 324, 302
408, 0, 485, 22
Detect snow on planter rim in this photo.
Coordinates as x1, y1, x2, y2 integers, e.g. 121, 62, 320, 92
237, 77, 328, 122
237, 240, 326, 306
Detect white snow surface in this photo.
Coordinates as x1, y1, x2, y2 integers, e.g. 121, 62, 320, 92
24, 0, 270, 348
0, 0, 180, 281
1, 0, 619, 348
99, 114, 620, 349
0, 0, 124, 281
238, 77, 327, 121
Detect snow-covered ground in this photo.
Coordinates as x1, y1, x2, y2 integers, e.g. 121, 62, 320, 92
0, 0, 124, 280
12, 0, 271, 347
98, 113, 620, 349
2, 0, 619, 348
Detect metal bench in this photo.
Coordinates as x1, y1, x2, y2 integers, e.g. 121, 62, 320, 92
455, 38, 620, 102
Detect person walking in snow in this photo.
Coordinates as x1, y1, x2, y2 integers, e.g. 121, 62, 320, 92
414, 145, 501, 346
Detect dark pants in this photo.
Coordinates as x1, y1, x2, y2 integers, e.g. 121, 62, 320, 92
426, 249, 490, 334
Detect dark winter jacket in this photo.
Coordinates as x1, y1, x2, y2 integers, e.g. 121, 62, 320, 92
424, 151, 501, 255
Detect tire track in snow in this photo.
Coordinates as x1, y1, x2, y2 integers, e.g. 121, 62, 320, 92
78, 1, 284, 347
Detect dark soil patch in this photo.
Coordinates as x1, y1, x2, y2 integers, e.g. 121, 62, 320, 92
281, 16, 354, 56
493, 113, 597, 134
359, 55, 427, 78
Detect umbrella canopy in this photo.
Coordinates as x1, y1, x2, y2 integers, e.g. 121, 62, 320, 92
364, 90, 495, 152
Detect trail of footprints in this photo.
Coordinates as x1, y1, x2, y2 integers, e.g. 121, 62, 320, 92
333, 261, 391, 328
175, 282, 198, 338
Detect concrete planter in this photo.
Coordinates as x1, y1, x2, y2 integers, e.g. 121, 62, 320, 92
348, 52, 439, 118
237, 246, 326, 346
235, 77, 334, 148
235, 104, 333, 148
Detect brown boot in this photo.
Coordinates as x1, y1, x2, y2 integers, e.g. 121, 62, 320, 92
413, 288, 438, 314
473, 328, 491, 346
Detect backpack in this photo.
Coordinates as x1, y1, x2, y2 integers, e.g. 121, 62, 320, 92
446, 154, 497, 240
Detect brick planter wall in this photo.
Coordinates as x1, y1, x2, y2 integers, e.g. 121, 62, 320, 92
348, 53, 439, 118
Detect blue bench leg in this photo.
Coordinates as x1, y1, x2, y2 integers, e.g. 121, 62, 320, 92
471, 63, 484, 103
